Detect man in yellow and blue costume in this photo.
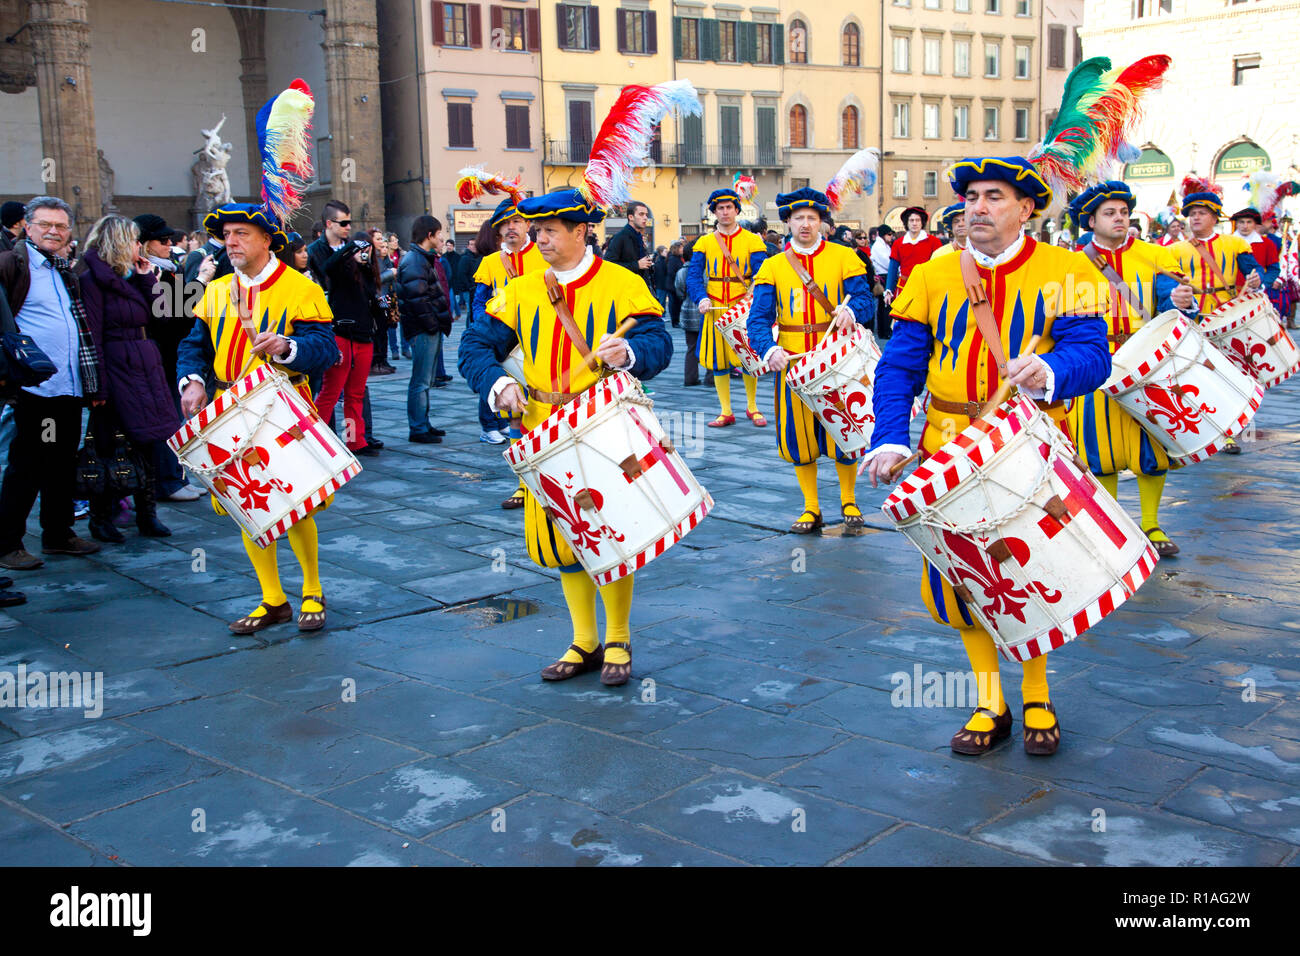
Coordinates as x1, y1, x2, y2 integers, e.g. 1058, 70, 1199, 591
930, 201, 967, 258
178, 202, 339, 635
865, 156, 1111, 757
458, 187, 672, 687
688, 186, 769, 428
745, 187, 875, 533
1064, 180, 1197, 557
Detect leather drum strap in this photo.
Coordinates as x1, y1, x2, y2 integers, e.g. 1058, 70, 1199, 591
714, 233, 751, 295
1083, 243, 1152, 324
1193, 239, 1233, 298
957, 250, 1010, 377
783, 247, 838, 316
543, 269, 593, 363
500, 248, 518, 281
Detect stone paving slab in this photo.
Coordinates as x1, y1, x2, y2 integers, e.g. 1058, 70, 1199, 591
0, 326, 1297, 865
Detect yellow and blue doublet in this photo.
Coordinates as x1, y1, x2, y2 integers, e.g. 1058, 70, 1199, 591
686, 228, 768, 371
1171, 233, 1256, 314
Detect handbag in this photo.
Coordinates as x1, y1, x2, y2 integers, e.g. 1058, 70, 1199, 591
74, 414, 146, 498
0, 290, 56, 392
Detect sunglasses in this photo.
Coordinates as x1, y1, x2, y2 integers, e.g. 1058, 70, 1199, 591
330, 219, 352, 227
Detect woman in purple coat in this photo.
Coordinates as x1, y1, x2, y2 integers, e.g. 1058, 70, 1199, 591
78, 216, 177, 542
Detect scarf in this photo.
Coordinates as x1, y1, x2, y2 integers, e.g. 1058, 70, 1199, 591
41, 246, 100, 396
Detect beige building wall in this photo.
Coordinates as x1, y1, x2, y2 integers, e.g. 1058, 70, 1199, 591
781, 1, 883, 230
540, 0, 681, 246
881, 0, 1041, 228
1082, 0, 1300, 221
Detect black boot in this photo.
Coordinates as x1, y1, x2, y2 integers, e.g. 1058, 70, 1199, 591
88, 496, 125, 544
135, 471, 172, 538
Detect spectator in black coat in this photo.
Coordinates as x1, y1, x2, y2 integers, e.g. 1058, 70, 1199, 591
397, 215, 453, 443
0, 202, 25, 253
604, 201, 654, 291
665, 240, 685, 327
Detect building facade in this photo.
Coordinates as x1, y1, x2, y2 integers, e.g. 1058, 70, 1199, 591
879, 0, 1043, 228
1083, 0, 1300, 222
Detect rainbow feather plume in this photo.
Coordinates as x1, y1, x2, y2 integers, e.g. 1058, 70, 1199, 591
825, 148, 880, 211
733, 173, 757, 202
1029, 54, 1171, 194
454, 166, 524, 205
256, 78, 315, 225
1180, 174, 1221, 201
580, 80, 702, 210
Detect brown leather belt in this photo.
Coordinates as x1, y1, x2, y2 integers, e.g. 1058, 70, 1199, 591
928, 395, 1064, 418
532, 388, 584, 406
1108, 331, 1134, 347
778, 321, 831, 334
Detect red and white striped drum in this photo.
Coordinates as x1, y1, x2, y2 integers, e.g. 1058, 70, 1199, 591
883, 395, 1157, 662
785, 325, 882, 459
711, 294, 770, 375
1199, 291, 1300, 389
1104, 309, 1264, 465
168, 364, 361, 548
503, 372, 713, 585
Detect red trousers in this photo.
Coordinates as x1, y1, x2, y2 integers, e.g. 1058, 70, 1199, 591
315, 336, 372, 450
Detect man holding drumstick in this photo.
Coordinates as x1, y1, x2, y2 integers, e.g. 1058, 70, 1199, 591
863, 157, 1111, 756
458, 187, 671, 687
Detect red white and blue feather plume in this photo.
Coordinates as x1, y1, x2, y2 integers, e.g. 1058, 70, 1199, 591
1028, 54, 1171, 195
1246, 171, 1300, 219
825, 148, 880, 211
580, 80, 703, 210
454, 166, 524, 205
255, 78, 315, 225
733, 173, 757, 202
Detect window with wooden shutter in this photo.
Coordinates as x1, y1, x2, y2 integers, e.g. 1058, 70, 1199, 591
448, 102, 473, 148
738, 21, 756, 63
569, 100, 593, 159
843, 23, 860, 66
432, 1, 445, 44
682, 112, 703, 164
842, 106, 859, 149
505, 104, 530, 149
468, 4, 482, 47
587, 6, 600, 50
1048, 25, 1064, 69
490, 5, 502, 46
789, 105, 807, 149
646, 11, 657, 54
701, 18, 719, 61
1072, 27, 1082, 66
756, 105, 776, 164
720, 105, 741, 165
616, 8, 628, 52
774, 24, 784, 64
526, 7, 540, 50
556, 4, 569, 49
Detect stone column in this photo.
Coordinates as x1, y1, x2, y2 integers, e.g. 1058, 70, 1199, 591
228, 0, 268, 199
26, 0, 99, 233
321, 0, 385, 226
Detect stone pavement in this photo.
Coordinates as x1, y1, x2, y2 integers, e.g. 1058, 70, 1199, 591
0, 322, 1297, 867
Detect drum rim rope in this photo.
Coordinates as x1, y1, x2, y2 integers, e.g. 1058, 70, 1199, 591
184, 372, 285, 480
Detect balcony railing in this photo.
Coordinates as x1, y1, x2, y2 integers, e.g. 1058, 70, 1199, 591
544, 140, 787, 169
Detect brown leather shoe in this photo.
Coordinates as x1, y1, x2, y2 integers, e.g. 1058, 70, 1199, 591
229, 601, 293, 635
297, 595, 326, 632
950, 706, 1012, 755
600, 639, 632, 686
1023, 701, 1061, 756
0, 549, 44, 571
41, 536, 101, 556
541, 643, 604, 681
501, 489, 526, 510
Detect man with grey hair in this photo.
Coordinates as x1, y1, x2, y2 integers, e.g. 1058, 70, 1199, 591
0, 196, 103, 570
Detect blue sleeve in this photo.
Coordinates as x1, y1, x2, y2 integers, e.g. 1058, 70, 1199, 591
886, 260, 900, 293
1238, 251, 1263, 284
471, 282, 492, 324
457, 314, 518, 399
176, 316, 215, 386
1258, 254, 1280, 288
283, 319, 339, 375
1153, 272, 1195, 317
844, 272, 875, 326
748, 249, 767, 278
685, 250, 708, 305
625, 312, 673, 381
868, 319, 931, 451
1040, 312, 1111, 400
747, 281, 776, 361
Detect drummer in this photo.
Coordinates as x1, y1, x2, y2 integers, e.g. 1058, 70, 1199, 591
687, 187, 768, 428
470, 187, 549, 509
177, 201, 338, 634
863, 156, 1111, 757
458, 187, 671, 687
930, 202, 967, 258
745, 187, 874, 533
1065, 181, 1196, 558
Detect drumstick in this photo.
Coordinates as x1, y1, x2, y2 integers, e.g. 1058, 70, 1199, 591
886, 333, 1042, 482
584, 317, 640, 372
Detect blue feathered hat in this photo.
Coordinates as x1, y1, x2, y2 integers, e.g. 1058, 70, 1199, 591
707, 188, 743, 212
204, 203, 290, 252
947, 156, 1053, 210
1076, 180, 1135, 228
938, 202, 965, 231
490, 197, 523, 229
516, 187, 605, 224
776, 187, 831, 222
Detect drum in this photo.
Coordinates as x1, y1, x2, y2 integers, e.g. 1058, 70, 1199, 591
168, 364, 361, 548
502, 345, 526, 387
712, 295, 769, 375
1104, 309, 1263, 465
785, 325, 882, 459
883, 395, 1157, 662
1199, 291, 1300, 389
503, 371, 713, 585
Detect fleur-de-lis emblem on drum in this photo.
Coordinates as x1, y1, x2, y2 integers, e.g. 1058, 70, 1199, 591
538, 473, 625, 555
941, 528, 1061, 626
1137, 382, 1216, 436
1225, 336, 1276, 377
820, 385, 875, 442
207, 439, 294, 514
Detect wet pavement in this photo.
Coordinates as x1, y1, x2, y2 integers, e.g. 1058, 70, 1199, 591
0, 322, 1297, 867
